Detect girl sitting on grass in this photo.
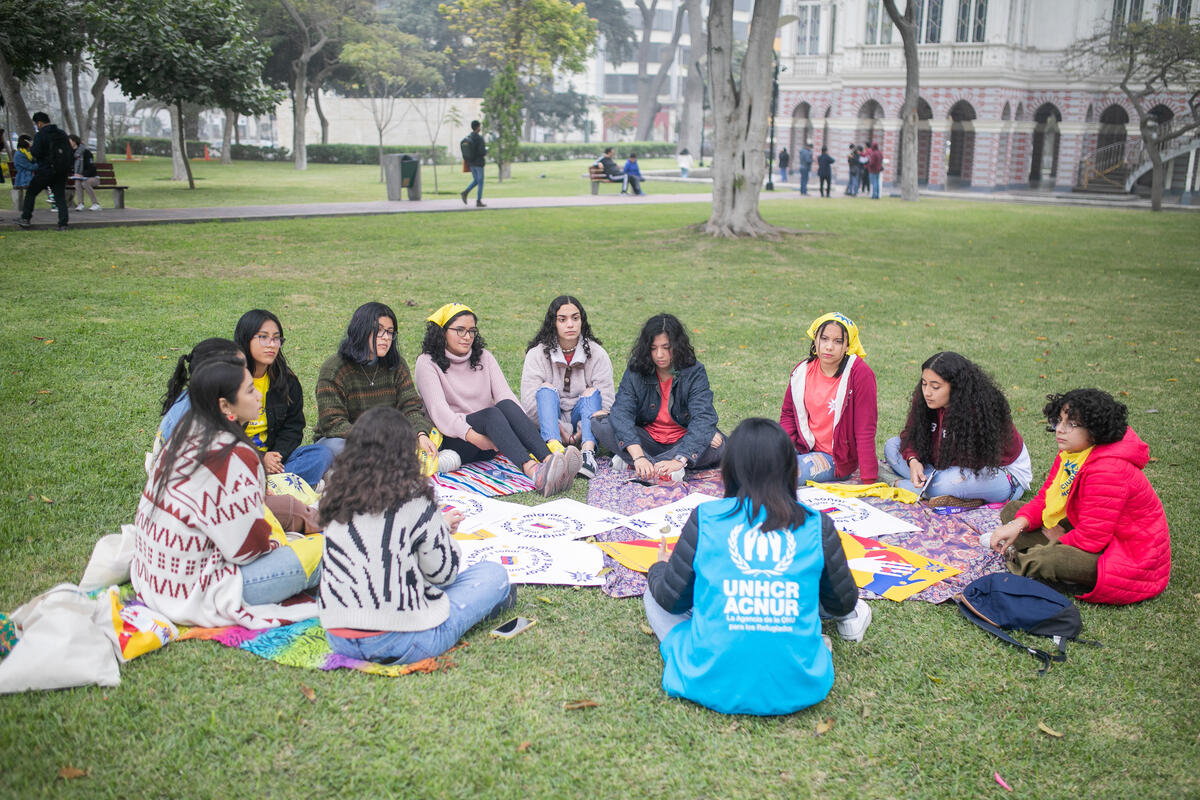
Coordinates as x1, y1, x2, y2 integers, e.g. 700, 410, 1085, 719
416, 303, 579, 496
156, 337, 245, 447
779, 312, 879, 485
133, 361, 321, 628
643, 418, 867, 716
520, 295, 615, 480
986, 389, 1170, 604
885, 351, 1032, 505
320, 407, 514, 664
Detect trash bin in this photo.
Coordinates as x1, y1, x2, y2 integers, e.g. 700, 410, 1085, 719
384, 154, 422, 201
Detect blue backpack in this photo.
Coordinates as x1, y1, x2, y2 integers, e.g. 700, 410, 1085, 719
955, 574, 1100, 675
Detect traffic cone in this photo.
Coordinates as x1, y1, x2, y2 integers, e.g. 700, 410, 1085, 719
204, 144, 211, 161
125, 142, 133, 161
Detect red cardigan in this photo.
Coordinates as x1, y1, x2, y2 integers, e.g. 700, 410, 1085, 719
780, 355, 879, 482
1015, 427, 1170, 605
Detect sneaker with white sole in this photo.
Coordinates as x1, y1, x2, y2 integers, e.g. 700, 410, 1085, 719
437, 449, 462, 474
533, 452, 572, 497
667, 465, 685, 483
578, 450, 597, 479
75, 203, 85, 211
835, 598, 872, 643
562, 445, 583, 480
89, 203, 102, 211
611, 454, 631, 472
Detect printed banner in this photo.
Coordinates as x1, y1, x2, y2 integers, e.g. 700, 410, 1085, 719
434, 488, 526, 534
622, 492, 721, 539
797, 487, 920, 539
489, 497, 631, 541
839, 531, 960, 602
457, 536, 605, 586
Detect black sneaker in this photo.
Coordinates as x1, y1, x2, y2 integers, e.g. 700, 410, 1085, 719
56, 225, 68, 231
578, 450, 597, 479
17, 218, 31, 228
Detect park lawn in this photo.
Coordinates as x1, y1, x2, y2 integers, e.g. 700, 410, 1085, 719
87, 156, 709, 208
0, 198, 1197, 798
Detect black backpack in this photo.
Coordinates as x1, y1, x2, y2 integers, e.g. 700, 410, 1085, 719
50, 128, 73, 177
460, 136, 472, 162
955, 574, 1100, 675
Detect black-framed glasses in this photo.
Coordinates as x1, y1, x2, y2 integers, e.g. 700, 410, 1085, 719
376, 326, 397, 340
447, 326, 478, 338
253, 334, 285, 346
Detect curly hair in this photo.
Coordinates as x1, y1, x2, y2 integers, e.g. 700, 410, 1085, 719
318, 407, 432, 526
1043, 388, 1127, 446
234, 309, 295, 408
627, 313, 696, 375
421, 310, 487, 372
900, 351, 1014, 471
805, 319, 850, 378
526, 295, 602, 360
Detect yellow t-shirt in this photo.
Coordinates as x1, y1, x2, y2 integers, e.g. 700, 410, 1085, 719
1042, 446, 1093, 529
245, 374, 270, 452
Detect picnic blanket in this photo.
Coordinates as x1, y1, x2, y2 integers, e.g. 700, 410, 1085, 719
430, 455, 536, 497
178, 618, 460, 676
587, 460, 1006, 604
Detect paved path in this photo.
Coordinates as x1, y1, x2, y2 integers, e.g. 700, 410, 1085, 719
7, 184, 1194, 230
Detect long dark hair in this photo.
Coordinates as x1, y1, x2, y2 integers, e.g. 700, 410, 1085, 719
421, 309, 487, 372
152, 361, 256, 504
805, 318, 850, 378
526, 295, 602, 360
338, 302, 400, 369
318, 407, 432, 525
234, 309, 294, 408
720, 418, 810, 532
901, 351, 1013, 471
627, 313, 696, 375
160, 337, 243, 416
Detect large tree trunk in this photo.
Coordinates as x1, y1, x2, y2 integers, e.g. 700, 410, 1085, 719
312, 88, 330, 145
0, 52, 34, 136
884, 0, 919, 201
292, 68, 310, 170
51, 63, 77, 134
1143, 118, 1164, 211
95, 92, 106, 162
169, 104, 192, 185
678, 0, 706, 157
634, 2, 686, 141
704, 0, 782, 237
222, 109, 236, 164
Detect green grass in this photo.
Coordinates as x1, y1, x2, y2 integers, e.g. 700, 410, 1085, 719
1, 198, 1198, 799
86, 156, 709, 208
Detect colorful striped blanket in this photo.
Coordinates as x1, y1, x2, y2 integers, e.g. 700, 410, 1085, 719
430, 455, 536, 497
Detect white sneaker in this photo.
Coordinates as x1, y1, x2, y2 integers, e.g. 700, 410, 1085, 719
437, 449, 462, 474
89, 203, 101, 211
75, 203, 85, 211
978, 531, 992, 549
579, 449, 597, 479
667, 465, 685, 483
611, 454, 631, 472
835, 598, 872, 643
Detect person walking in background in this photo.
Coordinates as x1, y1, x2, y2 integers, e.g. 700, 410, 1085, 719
677, 147, 692, 178
817, 146, 834, 198
17, 112, 72, 230
867, 142, 883, 199
797, 142, 813, 195
460, 120, 487, 208
778, 147, 790, 183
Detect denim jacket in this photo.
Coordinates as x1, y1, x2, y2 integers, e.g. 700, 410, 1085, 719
609, 362, 719, 464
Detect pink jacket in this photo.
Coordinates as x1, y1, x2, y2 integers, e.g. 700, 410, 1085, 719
414, 349, 519, 440
780, 355, 879, 482
1015, 427, 1170, 605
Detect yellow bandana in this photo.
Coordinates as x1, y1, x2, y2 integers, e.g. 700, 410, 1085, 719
806, 312, 866, 358
427, 303, 473, 328
1042, 446, 1093, 529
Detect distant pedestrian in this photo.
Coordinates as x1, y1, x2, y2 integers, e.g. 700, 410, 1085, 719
460, 120, 487, 208
12, 134, 35, 190
18, 112, 72, 230
778, 147, 790, 183
845, 144, 859, 196
622, 152, 645, 196
677, 147, 692, 178
817, 146, 834, 198
858, 146, 870, 196
797, 142, 813, 195
867, 141, 883, 199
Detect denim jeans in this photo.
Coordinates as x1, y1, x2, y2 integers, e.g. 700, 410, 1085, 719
240, 545, 322, 606
796, 451, 836, 485
779, 167, 788, 183
283, 444, 335, 486
316, 436, 345, 458
535, 387, 602, 446
592, 416, 724, 469
326, 562, 512, 664
869, 172, 881, 198
464, 165, 484, 200
799, 171, 810, 195
884, 436, 1024, 503
846, 173, 858, 196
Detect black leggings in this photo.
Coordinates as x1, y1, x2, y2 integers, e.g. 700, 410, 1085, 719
441, 399, 550, 468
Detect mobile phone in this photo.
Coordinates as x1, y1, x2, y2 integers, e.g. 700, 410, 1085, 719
490, 617, 536, 639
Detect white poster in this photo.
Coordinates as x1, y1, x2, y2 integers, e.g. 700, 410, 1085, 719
622, 492, 721, 539
435, 489, 526, 534
457, 536, 605, 586
795, 487, 920, 539
489, 497, 631, 541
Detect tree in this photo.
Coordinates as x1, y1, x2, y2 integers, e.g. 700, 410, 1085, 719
1064, 18, 1200, 211
526, 84, 590, 136
703, 0, 786, 237
883, 0, 920, 201
481, 64, 522, 179
584, 0, 636, 66
633, 0, 685, 141
91, 0, 278, 189
0, 0, 79, 134
677, 0, 706, 157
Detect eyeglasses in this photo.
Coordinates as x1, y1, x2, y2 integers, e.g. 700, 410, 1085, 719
253, 334, 285, 346
375, 326, 396, 340
447, 326, 479, 338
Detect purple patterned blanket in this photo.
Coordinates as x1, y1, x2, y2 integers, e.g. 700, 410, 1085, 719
586, 461, 1005, 604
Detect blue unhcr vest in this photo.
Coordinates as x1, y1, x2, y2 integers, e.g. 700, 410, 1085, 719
660, 497, 833, 715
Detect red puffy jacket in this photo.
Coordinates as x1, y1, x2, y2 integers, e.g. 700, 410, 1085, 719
1015, 427, 1170, 605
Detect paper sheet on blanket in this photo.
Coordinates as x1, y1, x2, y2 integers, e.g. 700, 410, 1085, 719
487, 497, 631, 541
622, 492, 721, 539
596, 537, 679, 573
457, 535, 605, 586
839, 531, 960, 602
797, 486, 920, 539
434, 488, 527, 534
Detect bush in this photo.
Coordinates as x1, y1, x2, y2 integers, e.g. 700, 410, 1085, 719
305, 143, 451, 165
108, 136, 212, 158
228, 143, 290, 161
509, 141, 679, 162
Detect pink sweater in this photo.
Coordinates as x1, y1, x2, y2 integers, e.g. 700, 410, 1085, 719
414, 349, 519, 439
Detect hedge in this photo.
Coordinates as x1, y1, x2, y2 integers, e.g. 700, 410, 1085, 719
509, 141, 678, 161
106, 136, 289, 161
305, 143, 451, 165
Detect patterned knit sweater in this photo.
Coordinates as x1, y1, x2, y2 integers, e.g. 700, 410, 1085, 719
313, 353, 433, 441
131, 433, 319, 629
319, 497, 461, 632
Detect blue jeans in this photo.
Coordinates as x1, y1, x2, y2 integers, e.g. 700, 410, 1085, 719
679, 167, 689, 178
884, 436, 1023, 503
283, 444, 335, 486
870, 172, 881, 198
316, 436, 345, 458
592, 416, 725, 469
464, 165, 484, 200
779, 167, 788, 183
240, 545, 321, 606
799, 170, 810, 195
796, 451, 836, 485
846, 173, 858, 195
326, 562, 512, 664
535, 386, 602, 446
644, 588, 691, 641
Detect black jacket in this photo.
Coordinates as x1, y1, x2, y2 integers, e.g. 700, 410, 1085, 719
31, 124, 71, 178
263, 371, 307, 461
598, 155, 622, 179
466, 131, 487, 167
609, 362, 718, 465
647, 509, 858, 617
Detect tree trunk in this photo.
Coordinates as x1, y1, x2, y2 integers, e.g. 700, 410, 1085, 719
884, 0, 920, 201
1144, 119, 1164, 211
292, 68, 309, 170
52, 63, 77, 135
678, 0, 706, 156
222, 109, 235, 164
87, 74, 109, 152
95, 93, 106, 162
169, 104, 189, 184
704, 0, 782, 237
174, 102, 195, 189
635, 3, 686, 141
312, 87, 330, 145
0, 51, 34, 136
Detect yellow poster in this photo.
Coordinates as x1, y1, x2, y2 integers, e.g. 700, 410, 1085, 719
839, 532, 960, 602
596, 537, 679, 573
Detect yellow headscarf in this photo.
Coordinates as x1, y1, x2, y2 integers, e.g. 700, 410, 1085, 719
427, 303, 474, 328
806, 312, 866, 358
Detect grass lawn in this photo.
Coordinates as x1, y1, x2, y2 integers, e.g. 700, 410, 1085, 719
0, 197, 1197, 798
80, 156, 709, 208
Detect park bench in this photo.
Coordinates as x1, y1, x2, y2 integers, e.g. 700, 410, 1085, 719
588, 163, 623, 194
10, 161, 128, 211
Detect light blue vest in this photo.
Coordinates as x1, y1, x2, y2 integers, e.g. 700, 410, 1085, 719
660, 497, 833, 715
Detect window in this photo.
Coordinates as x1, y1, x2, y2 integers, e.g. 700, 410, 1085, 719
865, 0, 894, 44
796, 2, 821, 55
1156, 0, 1192, 20
1112, 0, 1145, 23
914, 0, 943, 43
956, 0, 986, 42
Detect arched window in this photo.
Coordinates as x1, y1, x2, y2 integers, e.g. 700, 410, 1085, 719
856, 100, 885, 147
1098, 104, 1129, 151
947, 100, 977, 187
1030, 103, 1062, 186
